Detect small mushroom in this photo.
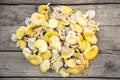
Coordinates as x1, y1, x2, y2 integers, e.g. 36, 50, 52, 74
34, 39, 48, 53
11, 34, 17, 42
59, 68, 69, 77
84, 45, 98, 60
16, 26, 26, 39
22, 48, 32, 59
85, 10, 95, 19
75, 11, 87, 26
83, 30, 97, 44
40, 59, 50, 73
28, 54, 42, 65
61, 48, 74, 58
16, 40, 27, 49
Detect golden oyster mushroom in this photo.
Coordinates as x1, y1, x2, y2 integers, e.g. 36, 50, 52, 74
64, 58, 76, 68
51, 58, 63, 71
49, 35, 61, 50
73, 53, 85, 65
89, 24, 100, 32
22, 48, 32, 59
28, 55, 42, 65
61, 6, 73, 15
26, 23, 35, 35
34, 39, 48, 53
75, 11, 87, 26
59, 68, 69, 77
38, 5, 50, 14
40, 59, 50, 73
84, 45, 98, 60
48, 18, 58, 28
83, 30, 97, 44
61, 48, 74, 58
16, 26, 26, 39
70, 23, 82, 33
52, 61, 63, 73
78, 35, 91, 51
65, 34, 77, 45
17, 40, 26, 49
40, 50, 52, 60
66, 65, 85, 74
44, 31, 59, 42
31, 12, 46, 26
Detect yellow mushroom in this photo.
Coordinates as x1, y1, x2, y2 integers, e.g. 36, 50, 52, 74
61, 6, 73, 15
44, 31, 59, 42
40, 50, 52, 60
16, 26, 26, 39
48, 18, 58, 28
34, 39, 48, 53
61, 48, 74, 58
40, 59, 50, 73
26, 23, 35, 35
28, 55, 42, 65
38, 5, 50, 14
70, 23, 82, 33
65, 34, 77, 45
75, 11, 87, 26
89, 24, 100, 32
64, 58, 76, 68
83, 30, 97, 44
78, 35, 91, 51
31, 12, 46, 26
22, 48, 32, 59
59, 68, 69, 77
66, 65, 85, 74
73, 53, 85, 65
84, 45, 98, 60
51, 58, 63, 71
17, 40, 27, 49
49, 35, 61, 50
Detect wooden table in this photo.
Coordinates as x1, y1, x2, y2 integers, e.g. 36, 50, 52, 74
0, 0, 120, 80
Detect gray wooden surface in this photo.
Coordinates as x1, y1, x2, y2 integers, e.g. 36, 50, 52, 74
0, 0, 120, 80
0, 78, 120, 80
0, 0, 120, 4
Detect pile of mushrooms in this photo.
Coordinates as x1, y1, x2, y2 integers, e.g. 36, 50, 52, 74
11, 4, 100, 77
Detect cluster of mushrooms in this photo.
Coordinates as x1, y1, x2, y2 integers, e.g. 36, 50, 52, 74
11, 4, 100, 77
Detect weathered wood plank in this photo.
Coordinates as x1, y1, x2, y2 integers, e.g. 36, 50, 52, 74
0, 25, 120, 55
0, 4, 120, 26
0, 0, 120, 4
0, 78, 120, 80
0, 52, 120, 77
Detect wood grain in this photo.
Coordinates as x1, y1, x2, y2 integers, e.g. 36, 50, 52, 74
0, 52, 120, 77
0, 25, 120, 55
0, 0, 120, 4
0, 78, 120, 80
0, 4, 120, 26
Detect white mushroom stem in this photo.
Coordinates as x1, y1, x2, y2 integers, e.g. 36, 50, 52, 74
53, 61, 63, 73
